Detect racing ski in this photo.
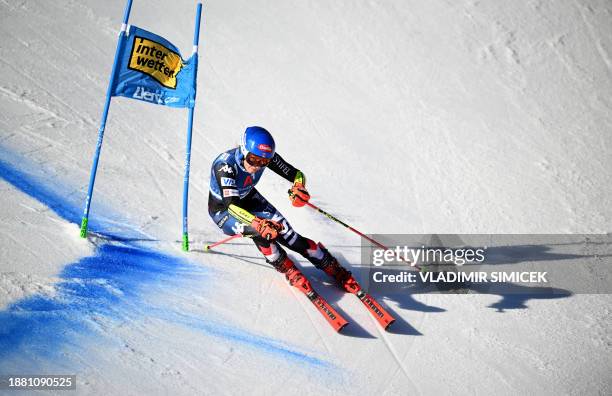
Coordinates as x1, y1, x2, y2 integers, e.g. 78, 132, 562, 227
283, 259, 348, 332
352, 289, 395, 330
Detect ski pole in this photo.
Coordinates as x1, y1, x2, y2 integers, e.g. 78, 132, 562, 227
204, 234, 243, 251
304, 201, 422, 270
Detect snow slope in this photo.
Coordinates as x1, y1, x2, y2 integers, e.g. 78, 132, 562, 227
1, 0, 611, 394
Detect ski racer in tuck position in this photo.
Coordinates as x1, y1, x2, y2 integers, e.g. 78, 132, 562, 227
208, 126, 359, 293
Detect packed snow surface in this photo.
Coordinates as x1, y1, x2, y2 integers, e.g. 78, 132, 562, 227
1, 0, 611, 394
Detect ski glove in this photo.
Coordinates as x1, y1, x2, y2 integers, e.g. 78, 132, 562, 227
251, 217, 284, 240
288, 171, 310, 207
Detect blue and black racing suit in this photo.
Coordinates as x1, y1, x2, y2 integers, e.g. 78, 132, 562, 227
208, 147, 330, 269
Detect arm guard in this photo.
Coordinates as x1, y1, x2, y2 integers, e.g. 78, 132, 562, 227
228, 204, 256, 224
268, 152, 300, 182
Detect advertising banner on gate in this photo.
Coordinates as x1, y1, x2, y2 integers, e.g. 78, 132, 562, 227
110, 25, 197, 108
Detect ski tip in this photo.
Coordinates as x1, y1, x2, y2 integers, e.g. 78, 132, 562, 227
337, 322, 349, 333
383, 319, 396, 331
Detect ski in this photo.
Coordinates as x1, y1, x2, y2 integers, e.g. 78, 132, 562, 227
304, 289, 348, 332
317, 242, 395, 331
286, 269, 348, 332
353, 289, 395, 330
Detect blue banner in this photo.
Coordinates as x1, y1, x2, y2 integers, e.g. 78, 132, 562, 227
110, 26, 197, 108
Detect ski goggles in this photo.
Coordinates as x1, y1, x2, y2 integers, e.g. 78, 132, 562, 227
245, 152, 271, 167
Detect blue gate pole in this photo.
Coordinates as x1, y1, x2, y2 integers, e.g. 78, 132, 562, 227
182, 2, 203, 251
80, 0, 134, 238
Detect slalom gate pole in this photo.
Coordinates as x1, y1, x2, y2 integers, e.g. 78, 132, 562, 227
304, 201, 422, 270
204, 234, 243, 251
80, 0, 134, 238
181, 2, 203, 251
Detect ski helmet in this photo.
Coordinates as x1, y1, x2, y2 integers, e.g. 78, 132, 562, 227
240, 126, 276, 160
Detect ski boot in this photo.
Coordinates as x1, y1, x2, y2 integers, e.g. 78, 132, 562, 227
276, 256, 313, 294
317, 243, 361, 293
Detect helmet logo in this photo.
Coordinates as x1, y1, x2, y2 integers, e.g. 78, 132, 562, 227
258, 144, 272, 153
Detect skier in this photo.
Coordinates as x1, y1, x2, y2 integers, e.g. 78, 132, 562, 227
208, 126, 359, 293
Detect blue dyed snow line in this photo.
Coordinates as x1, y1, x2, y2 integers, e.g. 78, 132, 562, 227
0, 146, 142, 240
0, 146, 331, 369
0, 242, 329, 369
148, 308, 332, 368
0, 155, 81, 224
0, 241, 202, 365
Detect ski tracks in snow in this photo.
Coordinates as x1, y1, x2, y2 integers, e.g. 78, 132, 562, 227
573, 0, 612, 73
